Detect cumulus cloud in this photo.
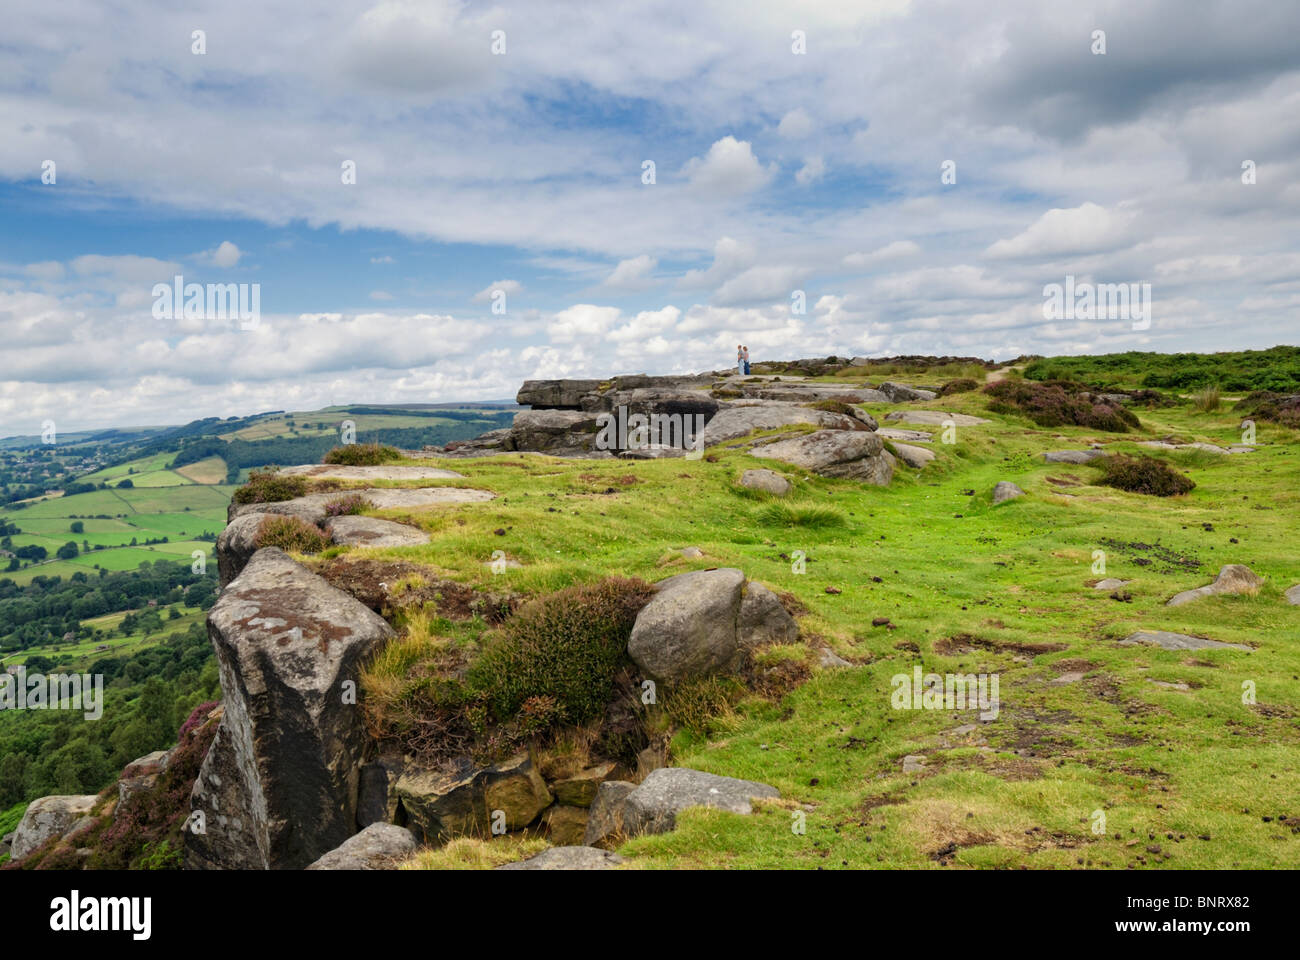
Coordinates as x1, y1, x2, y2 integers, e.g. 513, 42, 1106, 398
777, 108, 814, 139
472, 279, 523, 302
682, 136, 774, 195
985, 203, 1138, 259
795, 156, 825, 185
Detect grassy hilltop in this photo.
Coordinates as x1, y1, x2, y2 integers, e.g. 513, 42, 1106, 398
256, 358, 1300, 870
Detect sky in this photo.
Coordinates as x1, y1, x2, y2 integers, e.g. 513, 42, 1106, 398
1, 0, 1298, 432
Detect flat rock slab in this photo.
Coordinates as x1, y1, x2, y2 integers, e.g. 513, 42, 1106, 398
306, 823, 418, 870
231, 486, 494, 523
699, 404, 857, 446
1118, 630, 1251, 652
877, 427, 933, 443
497, 847, 624, 870
883, 410, 990, 426
1042, 449, 1108, 464
1167, 564, 1263, 607
1093, 578, 1132, 590
1286, 584, 1300, 605
621, 768, 779, 836
326, 515, 431, 548
277, 465, 464, 480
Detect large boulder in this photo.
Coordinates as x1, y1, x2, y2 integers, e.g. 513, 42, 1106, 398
10, 795, 98, 860
739, 469, 792, 496
496, 846, 623, 870
992, 481, 1025, 504
890, 443, 935, 468
185, 548, 395, 870
1167, 564, 1264, 607
395, 752, 551, 843
305, 823, 418, 870
516, 379, 603, 409
628, 568, 746, 681
620, 768, 779, 836
751, 429, 893, 484
627, 571, 798, 682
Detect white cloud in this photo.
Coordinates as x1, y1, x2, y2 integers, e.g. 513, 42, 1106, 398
985, 203, 1138, 259
682, 136, 774, 195
844, 241, 921, 267
210, 241, 244, 268
547, 304, 622, 342
602, 255, 658, 291
795, 156, 825, 185
777, 108, 813, 139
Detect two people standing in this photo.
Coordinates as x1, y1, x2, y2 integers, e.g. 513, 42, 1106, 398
735, 344, 751, 375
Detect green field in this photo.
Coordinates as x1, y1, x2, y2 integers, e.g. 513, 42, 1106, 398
1, 607, 207, 671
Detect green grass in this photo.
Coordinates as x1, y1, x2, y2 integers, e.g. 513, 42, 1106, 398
335, 382, 1299, 869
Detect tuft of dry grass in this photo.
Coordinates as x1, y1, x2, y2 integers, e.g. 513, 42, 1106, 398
398, 836, 550, 870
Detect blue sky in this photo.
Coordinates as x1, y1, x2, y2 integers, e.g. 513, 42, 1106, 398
1, 0, 1298, 430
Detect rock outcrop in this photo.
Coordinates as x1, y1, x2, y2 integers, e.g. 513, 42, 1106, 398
627, 569, 798, 681
186, 548, 395, 870
1118, 630, 1251, 652
228, 486, 494, 525
394, 752, 552, 843
10, 795, 98, 860
992, 481, 1025, 504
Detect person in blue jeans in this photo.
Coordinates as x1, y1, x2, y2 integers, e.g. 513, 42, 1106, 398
742, 345, 751, 374
736, 345, 744, 375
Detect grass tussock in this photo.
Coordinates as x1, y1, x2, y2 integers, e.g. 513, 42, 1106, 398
1093, 454, 1196, 497
255, 514, 330, 553
230, 468, 308, 505
754, 501, 847, 529
937, 378, 979, 396
399, 836, 550, 870
323, 443, 404, 466
1190, 384, 1222, 412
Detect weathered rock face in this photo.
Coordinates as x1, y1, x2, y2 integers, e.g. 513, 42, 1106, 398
497, 846, 623, 870
583, 780, 637, 847
540, 805, 589, 845
217, 512, 272, 588
516, 379, 603, 409
992, 481, 1025, 504
395, 752, 552, 843
186, 548, 395, 870
1166, 564, 1264, 607
550, 761, 621, 807
627, 569, 798, 681
306, 822, 417, 870
10, 795, 98, 860
502, 409, 613, 456
751, 429, 893, 484
727, 383, 889, 405
739, 469, 792, 496
620, 768, 779, 836
883, 410, 989, 426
